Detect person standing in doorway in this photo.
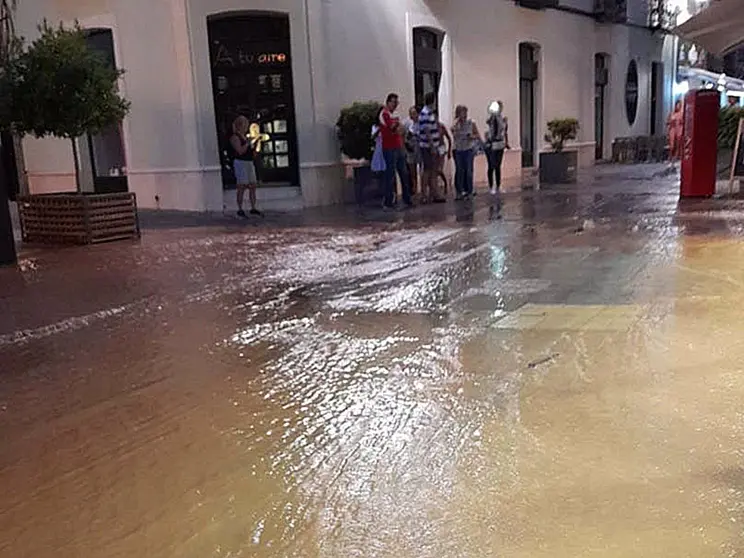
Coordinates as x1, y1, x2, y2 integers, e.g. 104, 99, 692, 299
418, 92, 446, 203
486, 100, 509, 195
230, 115, 261, 217
452, 105, 482, 200
666, 99, 684, 166
379, 93, 412, 209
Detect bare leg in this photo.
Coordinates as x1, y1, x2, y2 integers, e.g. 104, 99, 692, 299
237, 184, 246, 214
249, 185, 257, 210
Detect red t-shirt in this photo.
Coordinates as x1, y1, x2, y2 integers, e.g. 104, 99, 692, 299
379, 108, 403, 150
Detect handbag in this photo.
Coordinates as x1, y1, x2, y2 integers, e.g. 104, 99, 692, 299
371, 135, 386, 173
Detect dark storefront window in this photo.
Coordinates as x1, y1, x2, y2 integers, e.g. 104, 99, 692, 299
208, 14, 299, 187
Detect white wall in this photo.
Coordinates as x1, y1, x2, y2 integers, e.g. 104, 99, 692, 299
15, 0, 677, 207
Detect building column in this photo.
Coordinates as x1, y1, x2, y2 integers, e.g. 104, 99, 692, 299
298, 0, 346, 207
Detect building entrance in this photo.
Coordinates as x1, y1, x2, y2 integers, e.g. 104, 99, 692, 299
208, 14, 299, 187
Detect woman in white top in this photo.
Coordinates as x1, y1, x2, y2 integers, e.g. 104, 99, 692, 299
451, 105, 482, 200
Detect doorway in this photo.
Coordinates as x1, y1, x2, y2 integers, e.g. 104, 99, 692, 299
413, 28, 443, 108
208, 14, 299, 187
650, 61, 662, 136
84, 29, 128, 194
519, 43, 538, 168
594, 53, 609, 160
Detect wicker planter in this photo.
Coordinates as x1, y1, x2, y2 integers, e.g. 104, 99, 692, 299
18, 192, 140, 245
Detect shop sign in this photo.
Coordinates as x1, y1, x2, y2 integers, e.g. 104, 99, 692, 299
213, 44, 289, 68
625, 59, 639, 126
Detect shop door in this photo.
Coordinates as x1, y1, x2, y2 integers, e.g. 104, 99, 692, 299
519, 43, 538, 168
650, 61, 662, 136
85, 29, 128, 194
208, 15, 299, 187
413, 28, 442, 109
594, 54, 608, 160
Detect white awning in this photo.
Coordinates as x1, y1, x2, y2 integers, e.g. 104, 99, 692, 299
674, 0, 744, 56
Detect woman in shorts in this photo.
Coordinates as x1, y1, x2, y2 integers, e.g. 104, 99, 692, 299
230, 115, 261, 217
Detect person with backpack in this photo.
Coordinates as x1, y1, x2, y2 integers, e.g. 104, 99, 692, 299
485, 100, 509, 195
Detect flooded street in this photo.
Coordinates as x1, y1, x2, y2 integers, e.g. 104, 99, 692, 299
4, 169, 744, 557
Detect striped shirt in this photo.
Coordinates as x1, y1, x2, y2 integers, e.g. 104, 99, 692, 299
417, 105, 441, 150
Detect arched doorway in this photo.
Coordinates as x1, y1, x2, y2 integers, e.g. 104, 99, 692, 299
207, 13, 299, 187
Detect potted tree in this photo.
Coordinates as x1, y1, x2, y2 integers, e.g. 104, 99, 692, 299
3, 22, 134, 244
336, 101, 382, 205
540, 118, 579, 184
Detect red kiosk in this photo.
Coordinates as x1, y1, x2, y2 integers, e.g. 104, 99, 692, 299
680, 89, 720, 198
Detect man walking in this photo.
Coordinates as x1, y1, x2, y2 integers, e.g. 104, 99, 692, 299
379, 93, 413, 209
418, 92, 445, 203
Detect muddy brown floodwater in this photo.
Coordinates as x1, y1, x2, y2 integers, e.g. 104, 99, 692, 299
4, 178, 744, 557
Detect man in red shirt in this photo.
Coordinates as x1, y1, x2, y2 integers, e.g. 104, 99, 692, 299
379, 93, 413, 208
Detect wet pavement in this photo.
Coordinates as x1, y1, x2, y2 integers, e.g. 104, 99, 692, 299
4, 164, 744, 556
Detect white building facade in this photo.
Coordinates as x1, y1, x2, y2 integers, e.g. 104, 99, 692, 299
16, 0, 676, 211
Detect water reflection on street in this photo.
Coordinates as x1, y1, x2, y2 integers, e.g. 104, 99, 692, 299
4, 177, 744, 557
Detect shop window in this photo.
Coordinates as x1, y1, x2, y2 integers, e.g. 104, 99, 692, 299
208, 13, 299, 187
413, 28, 443, 109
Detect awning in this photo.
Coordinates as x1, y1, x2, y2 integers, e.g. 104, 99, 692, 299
674, 0, 744, 56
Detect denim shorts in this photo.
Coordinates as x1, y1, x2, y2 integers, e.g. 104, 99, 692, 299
233, 160, 257, 185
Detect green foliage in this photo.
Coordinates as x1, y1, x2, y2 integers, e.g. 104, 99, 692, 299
336, 101, 382, 161
544, 118, 579, 152
718, 106, 744, 150
1, 21, 130, 138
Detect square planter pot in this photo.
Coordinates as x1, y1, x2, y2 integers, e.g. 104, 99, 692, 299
18, 192, 140, 245
353, 165, 384, 206
539, 150, 578, 184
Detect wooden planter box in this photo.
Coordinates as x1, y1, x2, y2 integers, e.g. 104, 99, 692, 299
18, 192, 140, 245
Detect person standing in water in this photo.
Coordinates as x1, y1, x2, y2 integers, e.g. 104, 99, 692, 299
451, 104, 482, 200
666, 99, 684, 166
486, 100, 509, 195
230, 115, 261, 217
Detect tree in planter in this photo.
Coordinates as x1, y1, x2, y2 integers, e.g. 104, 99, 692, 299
336, 101, 383, 205
540, 118, 580, 184
4, 21, 130, 191
336, 101, 382, 161
544, 118, 579, 152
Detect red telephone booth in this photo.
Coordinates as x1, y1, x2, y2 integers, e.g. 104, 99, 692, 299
680, 89, 720, 198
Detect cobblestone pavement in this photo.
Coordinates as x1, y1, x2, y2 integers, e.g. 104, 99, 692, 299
4, 164, 744, 557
